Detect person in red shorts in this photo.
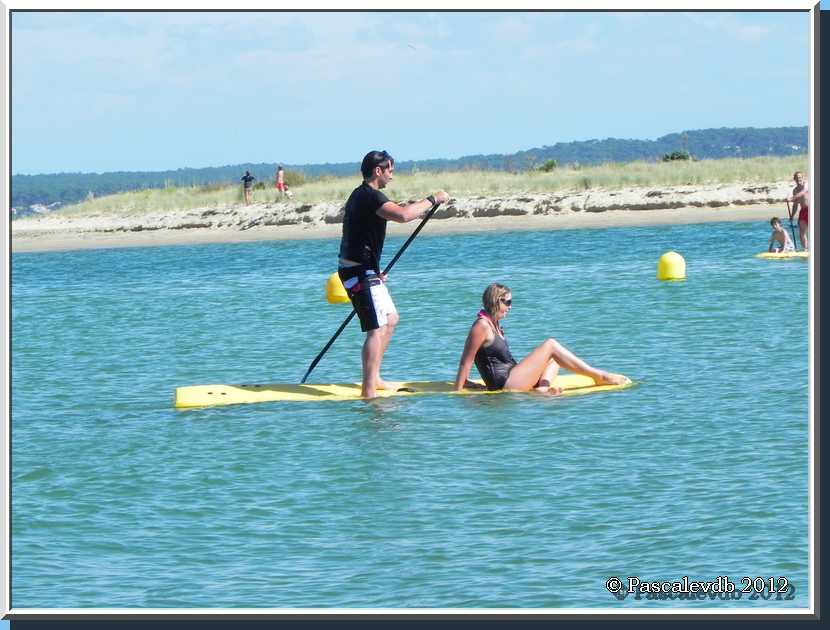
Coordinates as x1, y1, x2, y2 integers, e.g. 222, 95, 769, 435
787, 171, 810, 251
275, 165, 286, 194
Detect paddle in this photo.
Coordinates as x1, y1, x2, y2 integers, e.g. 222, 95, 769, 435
786, 200, 799, 250
300, 201, 442, 383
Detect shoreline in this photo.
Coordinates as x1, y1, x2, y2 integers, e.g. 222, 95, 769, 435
11, 183, 792, 254
10, 205, 783, 254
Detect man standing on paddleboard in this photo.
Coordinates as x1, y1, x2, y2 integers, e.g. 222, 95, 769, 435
787, 171, 810, 251
338, 150, 449, 399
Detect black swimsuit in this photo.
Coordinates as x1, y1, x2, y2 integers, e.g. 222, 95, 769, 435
474, 317, 518, 390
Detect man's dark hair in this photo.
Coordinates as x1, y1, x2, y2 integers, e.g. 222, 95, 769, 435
361, 150, 394, 179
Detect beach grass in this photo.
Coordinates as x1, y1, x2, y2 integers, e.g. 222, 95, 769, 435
55, 155, 808, 217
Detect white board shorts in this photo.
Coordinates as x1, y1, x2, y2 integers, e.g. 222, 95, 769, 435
339, 267, 398, 332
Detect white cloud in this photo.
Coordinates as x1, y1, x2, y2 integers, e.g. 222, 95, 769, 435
736, 24, 770, 43
490, 15, 534, 42
553, 36, 600, 55
682, 12, 775, 44
513, 20, 602, 62
10, 10, 810, 174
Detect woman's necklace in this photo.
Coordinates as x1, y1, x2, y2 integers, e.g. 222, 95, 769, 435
479, 310, 503, 337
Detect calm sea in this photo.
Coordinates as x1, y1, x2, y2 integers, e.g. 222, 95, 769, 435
11, 220, 810, 609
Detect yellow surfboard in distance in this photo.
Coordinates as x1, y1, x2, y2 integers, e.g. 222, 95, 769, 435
755, 251, 808, 260
174, 374, 634, 409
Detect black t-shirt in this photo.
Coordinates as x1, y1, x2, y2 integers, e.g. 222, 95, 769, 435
338, 182, 390, 271
241, 174, 256, 189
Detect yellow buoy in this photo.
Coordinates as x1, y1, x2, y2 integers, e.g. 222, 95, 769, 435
326, 272, 350, 304
657, 251, 686, 281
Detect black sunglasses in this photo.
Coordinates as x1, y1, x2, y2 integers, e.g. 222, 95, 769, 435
500, 298, 512, 306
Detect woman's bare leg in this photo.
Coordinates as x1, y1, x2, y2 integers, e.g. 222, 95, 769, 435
504, 340, 558, 390
505, 338, 627, 390
533, 359, 563, 394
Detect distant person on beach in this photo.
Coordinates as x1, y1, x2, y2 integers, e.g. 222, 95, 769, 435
275, 165, 286, 195
787, 171, 809, 251
454, 283, 628, 394
241, 170, 256, 205
338, 149, 449, 399
768, 217, 795, 253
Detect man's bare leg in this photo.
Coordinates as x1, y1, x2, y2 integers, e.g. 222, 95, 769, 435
361, 328, 385, 399
374, 312, 400, 391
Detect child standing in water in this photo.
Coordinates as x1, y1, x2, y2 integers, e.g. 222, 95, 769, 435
768, 217, 795, 253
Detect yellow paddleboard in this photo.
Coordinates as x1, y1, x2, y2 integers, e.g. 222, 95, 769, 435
175, 374, 634, 409
756, 251, 808, 259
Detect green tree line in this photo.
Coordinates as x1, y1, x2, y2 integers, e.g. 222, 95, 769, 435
11, 126, 807, 210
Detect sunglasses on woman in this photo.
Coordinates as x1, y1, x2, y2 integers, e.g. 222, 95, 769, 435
500, 298, 512, 306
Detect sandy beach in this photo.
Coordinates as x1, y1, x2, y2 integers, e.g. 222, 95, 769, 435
11, 181, 791, 253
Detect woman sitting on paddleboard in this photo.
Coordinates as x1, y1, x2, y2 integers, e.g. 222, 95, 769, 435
454, 283, 628, 394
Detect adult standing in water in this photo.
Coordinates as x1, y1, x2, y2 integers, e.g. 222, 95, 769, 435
241, 170, 256, 205
454, 283, 628, 393
787, 171, 810, 251
338, 150, 449, 399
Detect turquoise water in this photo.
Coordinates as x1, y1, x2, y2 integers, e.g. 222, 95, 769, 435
11, 220, 810, 609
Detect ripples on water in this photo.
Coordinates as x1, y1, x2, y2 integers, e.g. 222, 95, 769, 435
11, 221, 809, 608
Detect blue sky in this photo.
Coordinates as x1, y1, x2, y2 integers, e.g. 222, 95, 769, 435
11, 10, 810, 175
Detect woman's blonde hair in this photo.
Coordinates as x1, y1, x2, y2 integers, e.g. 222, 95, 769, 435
482, 283, 511, 321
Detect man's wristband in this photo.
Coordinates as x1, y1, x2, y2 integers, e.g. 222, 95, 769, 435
427, 195, 436, 205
